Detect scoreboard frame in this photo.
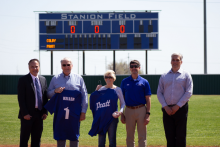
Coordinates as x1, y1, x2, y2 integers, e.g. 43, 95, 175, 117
38, 11, 159, 51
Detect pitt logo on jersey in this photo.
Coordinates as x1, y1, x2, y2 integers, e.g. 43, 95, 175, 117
96, 100, 110, 110
63, 97, 75, 101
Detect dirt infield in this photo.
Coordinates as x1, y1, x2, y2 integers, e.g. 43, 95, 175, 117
0, 145, 219, 147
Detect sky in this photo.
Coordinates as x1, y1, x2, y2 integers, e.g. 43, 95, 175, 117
0, 0, 220, 75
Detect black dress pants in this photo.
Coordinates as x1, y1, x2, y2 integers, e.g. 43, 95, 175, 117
20, 109, 43, 147
162, 103, 188, 147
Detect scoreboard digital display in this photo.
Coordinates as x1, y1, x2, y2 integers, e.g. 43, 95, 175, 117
39, 12, 159, 50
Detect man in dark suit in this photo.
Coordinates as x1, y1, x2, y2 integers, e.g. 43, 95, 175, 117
17, 59, 48, 147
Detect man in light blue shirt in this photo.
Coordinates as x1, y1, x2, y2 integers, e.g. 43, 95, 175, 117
157, 53, 193, 147
47, 57, 88, 147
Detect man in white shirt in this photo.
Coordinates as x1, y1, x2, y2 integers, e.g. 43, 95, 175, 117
157, 53, 193, 147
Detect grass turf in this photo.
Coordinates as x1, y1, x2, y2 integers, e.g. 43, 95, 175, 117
0, 95, 219, 146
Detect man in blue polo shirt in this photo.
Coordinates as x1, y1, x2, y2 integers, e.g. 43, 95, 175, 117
121, 60, 151, 147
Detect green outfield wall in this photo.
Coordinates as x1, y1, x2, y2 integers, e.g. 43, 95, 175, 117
0, 74, 219, 95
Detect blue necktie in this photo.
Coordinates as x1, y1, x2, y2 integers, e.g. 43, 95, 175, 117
35, 78, 42, 110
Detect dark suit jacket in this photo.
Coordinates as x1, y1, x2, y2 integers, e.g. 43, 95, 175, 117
17, 73, 48, 119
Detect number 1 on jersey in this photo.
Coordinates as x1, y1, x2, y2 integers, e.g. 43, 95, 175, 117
64, 107, 69, 119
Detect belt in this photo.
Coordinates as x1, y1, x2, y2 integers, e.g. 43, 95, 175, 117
126, 104, 145, 109
168, 102, 188, 107
168, 104, 176, 107
35, 108, 41, 111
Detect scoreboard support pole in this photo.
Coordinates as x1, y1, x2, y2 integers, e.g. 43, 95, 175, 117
83, 51, 85, 75
204, 0, 207, 74
51, 51, 53, 75
146, 50, 148, 74
113, 50, 116, 73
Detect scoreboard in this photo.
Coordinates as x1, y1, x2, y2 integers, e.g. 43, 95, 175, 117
39, 12, 159, 50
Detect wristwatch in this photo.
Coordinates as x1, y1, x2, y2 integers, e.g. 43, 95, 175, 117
146, 112, 150, 115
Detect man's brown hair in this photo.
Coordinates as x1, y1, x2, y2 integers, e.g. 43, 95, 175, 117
130, 60, 140, 67
28, 59, 40, 66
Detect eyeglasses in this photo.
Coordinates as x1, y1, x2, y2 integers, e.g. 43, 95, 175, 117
105, 76, 113, 79
130, 65, 139, 68
172, 59, 181, 62
62, 64, 71, 67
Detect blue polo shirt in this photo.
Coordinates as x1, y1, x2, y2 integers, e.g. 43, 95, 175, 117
120, 75, 151, 106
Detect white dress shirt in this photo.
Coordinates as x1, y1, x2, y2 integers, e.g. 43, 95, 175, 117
157, 68, 193, 108
30, 73, 42, 108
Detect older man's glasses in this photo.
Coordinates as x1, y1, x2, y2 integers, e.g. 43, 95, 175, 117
62, 64, 70, 67
172, 59, 180, 62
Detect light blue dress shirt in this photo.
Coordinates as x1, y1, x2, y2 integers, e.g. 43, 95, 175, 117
47, 72, 88, 113
157, 68, 193, 108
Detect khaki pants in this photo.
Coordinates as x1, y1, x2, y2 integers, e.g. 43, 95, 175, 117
124, 106, 147, 147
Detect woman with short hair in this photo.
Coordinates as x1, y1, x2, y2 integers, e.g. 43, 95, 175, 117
89, 70, 125, 147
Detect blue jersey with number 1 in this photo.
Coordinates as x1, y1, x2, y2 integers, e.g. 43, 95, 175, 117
89, 88, 118, 136
44, 90, 82, 141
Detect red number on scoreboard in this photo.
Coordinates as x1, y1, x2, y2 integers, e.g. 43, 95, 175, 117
70, 26, 75, 33
120, 25, 125, 33
95, 25, 99, 33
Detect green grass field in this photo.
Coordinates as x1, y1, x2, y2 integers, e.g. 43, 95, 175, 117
0, 95, 220, 146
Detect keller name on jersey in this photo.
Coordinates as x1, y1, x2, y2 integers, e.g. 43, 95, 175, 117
96, 100, 110, 110
63, 97, 75, 101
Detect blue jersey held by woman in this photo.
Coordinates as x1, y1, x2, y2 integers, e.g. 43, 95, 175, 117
89, 88, 118, 136
44, 90, 82, 141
